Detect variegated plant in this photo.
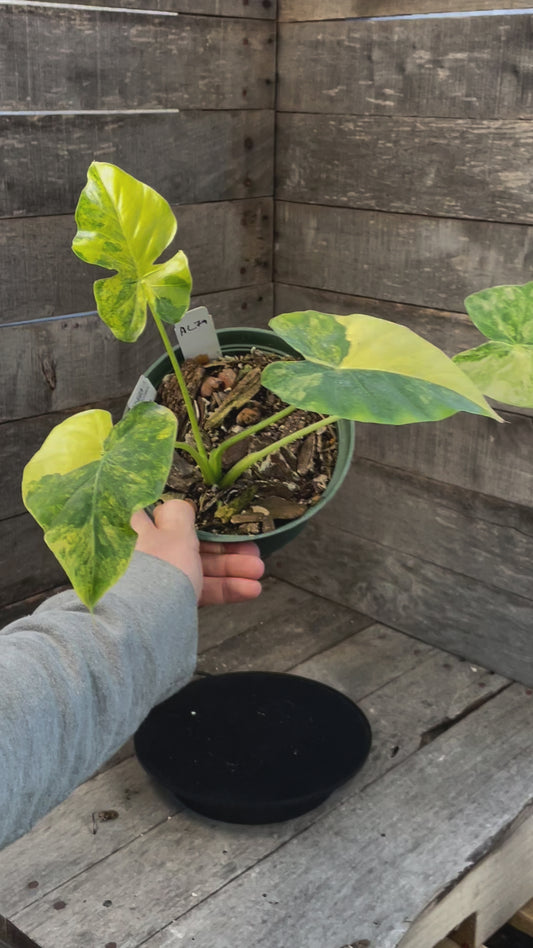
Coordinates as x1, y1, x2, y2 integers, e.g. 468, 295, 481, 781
23, 162, 502, 609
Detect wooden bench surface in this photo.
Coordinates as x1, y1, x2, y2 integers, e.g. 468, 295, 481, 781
1, 576, 532, 948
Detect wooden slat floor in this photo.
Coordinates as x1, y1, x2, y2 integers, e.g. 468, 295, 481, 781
1, 575, 532, 948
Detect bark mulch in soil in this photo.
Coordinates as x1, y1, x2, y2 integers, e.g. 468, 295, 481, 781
157, 349, 338, 537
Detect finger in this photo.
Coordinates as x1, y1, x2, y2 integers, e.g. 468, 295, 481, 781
130, 508, 156, 536
199, 541, 261, 557
200, 552, 265, 580
199, 576, 263, 607
152, 499, 196, 531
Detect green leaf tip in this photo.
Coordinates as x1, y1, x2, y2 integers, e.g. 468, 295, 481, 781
22, 403, 178, 610
266, 310, 499, 425
72, 162, 192, 342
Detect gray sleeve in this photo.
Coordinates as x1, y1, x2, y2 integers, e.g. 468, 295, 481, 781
0, 551, 198, 849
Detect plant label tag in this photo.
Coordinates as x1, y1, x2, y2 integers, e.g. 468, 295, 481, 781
175, 306, 222, 360
125, 375, 157, 413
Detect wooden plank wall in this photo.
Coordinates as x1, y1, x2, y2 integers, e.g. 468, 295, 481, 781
271, 4, 533, 684
0, 0, 276, 618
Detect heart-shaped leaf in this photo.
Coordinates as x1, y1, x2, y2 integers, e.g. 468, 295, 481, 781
72, 162, 192, 341
22, 403, 177, 610
453, 283, 533, 408
264, 311, 500, 424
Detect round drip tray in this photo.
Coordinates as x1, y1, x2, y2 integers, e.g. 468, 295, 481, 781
134, 671, 372, 824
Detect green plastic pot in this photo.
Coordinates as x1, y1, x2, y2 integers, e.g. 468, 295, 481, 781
144, 327, 355, 557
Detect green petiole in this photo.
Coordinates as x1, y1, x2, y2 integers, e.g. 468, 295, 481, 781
219, 415, 340, 488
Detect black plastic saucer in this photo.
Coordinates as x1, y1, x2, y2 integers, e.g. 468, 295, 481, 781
134, 671, 372, 824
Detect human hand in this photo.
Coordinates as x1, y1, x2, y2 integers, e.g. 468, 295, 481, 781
131, 500, 264, 606
131, 500, 203, 600
198, 540, 264, 606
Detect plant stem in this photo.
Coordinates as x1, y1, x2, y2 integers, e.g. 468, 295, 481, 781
208, 406, 296, 482
150, 310, 215, 483
174, 441, 203, 467
219, 415, 340, 489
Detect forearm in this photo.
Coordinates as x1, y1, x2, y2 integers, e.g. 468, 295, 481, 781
0, 552, 197, 849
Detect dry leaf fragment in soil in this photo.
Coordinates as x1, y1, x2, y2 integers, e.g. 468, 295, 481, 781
157, 351, 338, 536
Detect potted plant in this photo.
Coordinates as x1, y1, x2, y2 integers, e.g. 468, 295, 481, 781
20, 164, 507, 824
22, 162, 499, 612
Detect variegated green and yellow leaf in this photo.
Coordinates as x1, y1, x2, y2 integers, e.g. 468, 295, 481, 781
453, 341, 533, 408
452, 282, 533, 409
72, 162, 192, 341
22, 403, 177, 611
265, 311, 500, 425
464, 281, 533, 345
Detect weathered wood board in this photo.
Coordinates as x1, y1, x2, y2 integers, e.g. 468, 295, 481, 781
174, 0, 276, 15
354, 412, 533, 508
137, 685, 533, 948
1, 614, 515, 948
279, 0, 533, 18
275, 202, 533, 313
321, 458, 533, 602
1, 196, 273, 323
400, 805, 533, 947
0, 112, 274, 219
1, 7, 275, 111
197, 594, 372, 676
49, 0, 276, 14
271, 512, 533, 686
0, 516, 66, 609
276, 113, 533, 223
277, 14, 533, 118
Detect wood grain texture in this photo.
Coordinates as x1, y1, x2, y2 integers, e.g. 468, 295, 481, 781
5, 624, 513, 947
175, 0, 276, 15
279, 0, 533, 19
198, 575, 314, 654
0, 515, 66, 608
276, 113, 533, 224
125, 686, 533, 948
1, 196, 273, 323
277, 15, 533, 118
48, 0, 276, 15
399, 807, 533, 947
0, 283, 273, 424
271, 518, 533, 685
197, 595, 372, 676
275, 202, 533, 313
510, 897, 533, 937
354, 410, 533, 509
0, 112, 274, 218
1, 7, 275, 111
323, 458, 533, 601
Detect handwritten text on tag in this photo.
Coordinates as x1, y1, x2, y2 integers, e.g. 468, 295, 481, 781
175, 307, 222, 360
